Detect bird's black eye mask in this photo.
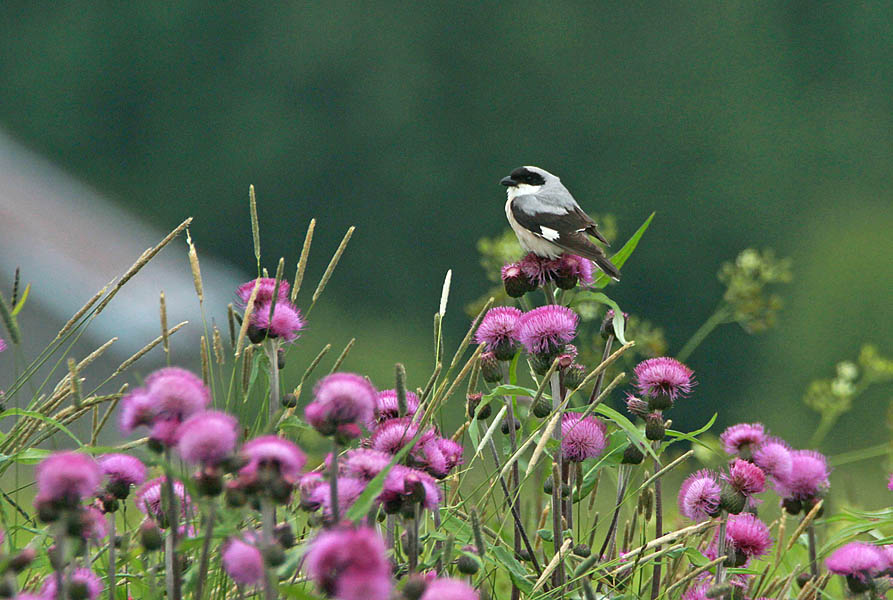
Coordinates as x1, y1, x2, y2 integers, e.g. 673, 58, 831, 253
510, 168, 546, 186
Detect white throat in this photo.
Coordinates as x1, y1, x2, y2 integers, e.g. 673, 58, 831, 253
506, 183, 543, 200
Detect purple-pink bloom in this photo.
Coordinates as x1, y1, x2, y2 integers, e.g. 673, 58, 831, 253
35, 451, 101, 506
239, 435, 306, 484
309, 476, 367, 519
135, 477, 192, 526
678, 469, 721, 522
236, 277, 291, 307
251, 301, 305, 342
723, 458, 766, 497
306, 373, 377, 436
516, 305, 579, 356
40, 567, 103, 600
420, 577, 480, 600
119, 367, 210, 446
222, 537, 265, 585
98, 453, 147, 488
118, 389, 156, 434
719, 423, 767, 457
776, 449, 830, 501
633, 357, 695, 400
681, 581, 710, 600
560, 413, 607, 463
475, 306, 522, 360
752, 437, 793, 482
304, 526, 393, 600
718, 512, 772, 560
558, 254, 594, 286
826, 541, 886, 579
81, 506, 108, 542
888, 473, 893, 492
370, 417, 436, 455
371, 389, 420, 425
342, 449, 393, 480
435, 437, 464, 474
0, 337, 6, 352
379, 465, 441, 512
176, 410, 239, 466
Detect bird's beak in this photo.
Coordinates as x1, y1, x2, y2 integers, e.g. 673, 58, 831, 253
500, 176, 516, 187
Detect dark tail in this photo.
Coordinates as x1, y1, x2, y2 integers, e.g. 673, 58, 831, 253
595, 256, 621, 281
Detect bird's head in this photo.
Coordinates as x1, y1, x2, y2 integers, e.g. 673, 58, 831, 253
500, 166, 555, 197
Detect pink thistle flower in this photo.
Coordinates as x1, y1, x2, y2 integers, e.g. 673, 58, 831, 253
558, 254, 594, 286
475, 306, 522, 360
304, 526, 393, 600
371, 389, 420, 425
379, 465, 441, 513
633, 357, 695, 401
560, 413, 607, 463
0, 337, 6, 352
144, 366, 211, 417
420, 577, 480, 600
723, 458, 766, 497
719, 423, 767, 457
519, 253, 561, 286
98, 453, 147, 491
309, 476, 367, 519
35, 452, 101, 506
413, 439, 448, 478
678, 469, 721, 522
222, 537, 265, 585
724, 512, 772, 560
250, 301, 305, 342
236, 277, 291, 307
81, 506, 108, 542
306, 373, 377, 437
752, 437, 793, 482
501, 262, 535, 298
370, 417, 436, 455
776, 449, 830, 501
826, 541, 886, 580
681, 581, 710, 600
176, 410, 239, 466
118, 388, 156, 434
343, 449, 393, 480
40, 567, 103, 600
298, 472, 326, 510
435, 437, 464, 474
239, 435, 306, 484
135, 477, 192, 527
516, 305, 579, 356
888, 473, 893, 492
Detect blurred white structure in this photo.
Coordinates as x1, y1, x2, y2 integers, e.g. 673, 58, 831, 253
0, 128, 243, 360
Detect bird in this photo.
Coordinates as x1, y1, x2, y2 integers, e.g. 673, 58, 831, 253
500, 166, 621, 280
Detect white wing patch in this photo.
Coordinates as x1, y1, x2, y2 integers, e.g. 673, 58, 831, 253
540, 226, 561, 241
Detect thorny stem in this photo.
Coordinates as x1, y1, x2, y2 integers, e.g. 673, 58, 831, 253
714, 511, 729, 586
261, 496, 277, 600
162, 450, 181, 600
650, 449, 664, 600
598, 464, 629, 560
501, 361, 522, 600
194, 501, 217, 600
107, 513, 117, 600
329, 441, 341, 523
807, 522, 818, 579
589, 334, 614, 404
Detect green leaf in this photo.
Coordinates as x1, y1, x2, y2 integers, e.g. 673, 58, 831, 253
481, 384, 537, 402
574, 431, 626, 501
537, 528, 553, 542
664, 413, 718, 452
0, 447, 50, 465
592, 212, 655, 288
489, 545, 534, 594
0, 408, 83, 446
10, 283, 30, 316
571, 291, 627, 344
594, 404, 658, 461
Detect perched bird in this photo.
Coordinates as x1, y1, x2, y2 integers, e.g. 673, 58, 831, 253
501, 166, 620, 280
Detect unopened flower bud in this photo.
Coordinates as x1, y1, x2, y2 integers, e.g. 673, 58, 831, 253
456, 551, 481, 575
720, 484, 747, 515
281, 392, 298, 408
573, 544, 591, 558
532, 395, 551, 418
500, 417, 520, 435
402, 575, 429, 600
195, 468, 224, 497
139, 520, 163, 551
645, 413, 665, 441
622, 444, 645, 465
625, 396, 650, 418
479, 352, 503, 383
600, 310, 629, 340
274, 522, 295, 549
277, 348, 286, 370
543, 476, 554, 495
518, 548, 532, 562
562, 363, 587, 389
502, 263, 535, 298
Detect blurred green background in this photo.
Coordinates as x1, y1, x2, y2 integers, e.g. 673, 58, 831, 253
1, 3, 890, 469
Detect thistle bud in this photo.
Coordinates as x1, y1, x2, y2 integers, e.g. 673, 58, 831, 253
500, 417, 520, 435
281, 392, 298, 408
622, 444, 645, 465
600, 310, 629, 340
456, 551, 482, 575
532, 395, 551, 418
573, 544, 591, 558
518, 548, 532, 562
625, 396, 650, 418
402, 575, 429, 600
720, 484, 747, 515
647, 393, 674, 411
139, 520, 163, 551
277, 348, 286, 370
195, 468, 224, 497
479, 352, 503, 383
782, 497, 802, 515
274, 522, 295, 548
543, 476, 554, 495
645, 413, 665, 441
502, 263, 535, 298
562, 363, 587, 389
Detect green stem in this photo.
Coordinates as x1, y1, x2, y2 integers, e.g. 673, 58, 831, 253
650, 447, 664, 600
676, 305, 731, 363
329, 441, 341, 524
714, 511, 728, 586
107, 513, 117, 600
265, 340, 281, 427
261, 497, 277, 600
162, 452, 181, 600
809, 414, 837, 449
194, 501, 217, 600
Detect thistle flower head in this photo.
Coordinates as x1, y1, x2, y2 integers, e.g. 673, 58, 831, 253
40, 567, 103, 600
370, 417, 435, 455
239, 435, 306, 484
560, 413, 607, 463
251, 301, 305, 342
35, 451, 101, 507
236, 277, 291, 307
724, 512, 772, 559
888, 473, 893, 492
517, 305, 578, 357
222, 537, 265, 585
475, 306, 522, 360
309, 476, 367, 520
372, 389, 419, 424
723, 458, 766, 497
719, 423, 767, 457
633, 357, 695, 401
419, 577, 480, 600
379, 465, 441, 512
98, 453, 147, 490
776, 449, 830, 501
81, 506, 109, 541
752, 437, 793, 482
304, 525, 393, 600
120, 367, 210, 445
343, 449, 393, 480
135, 477, 192, 528
118, 389, 157, 434
826, 542, 886, 579
0, 337, 6, 352
678, 469, 721, 522
306, 373, 377, 436
681, 582, 710, 600
176, 410, 239, 466
501, 262, 535, 298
